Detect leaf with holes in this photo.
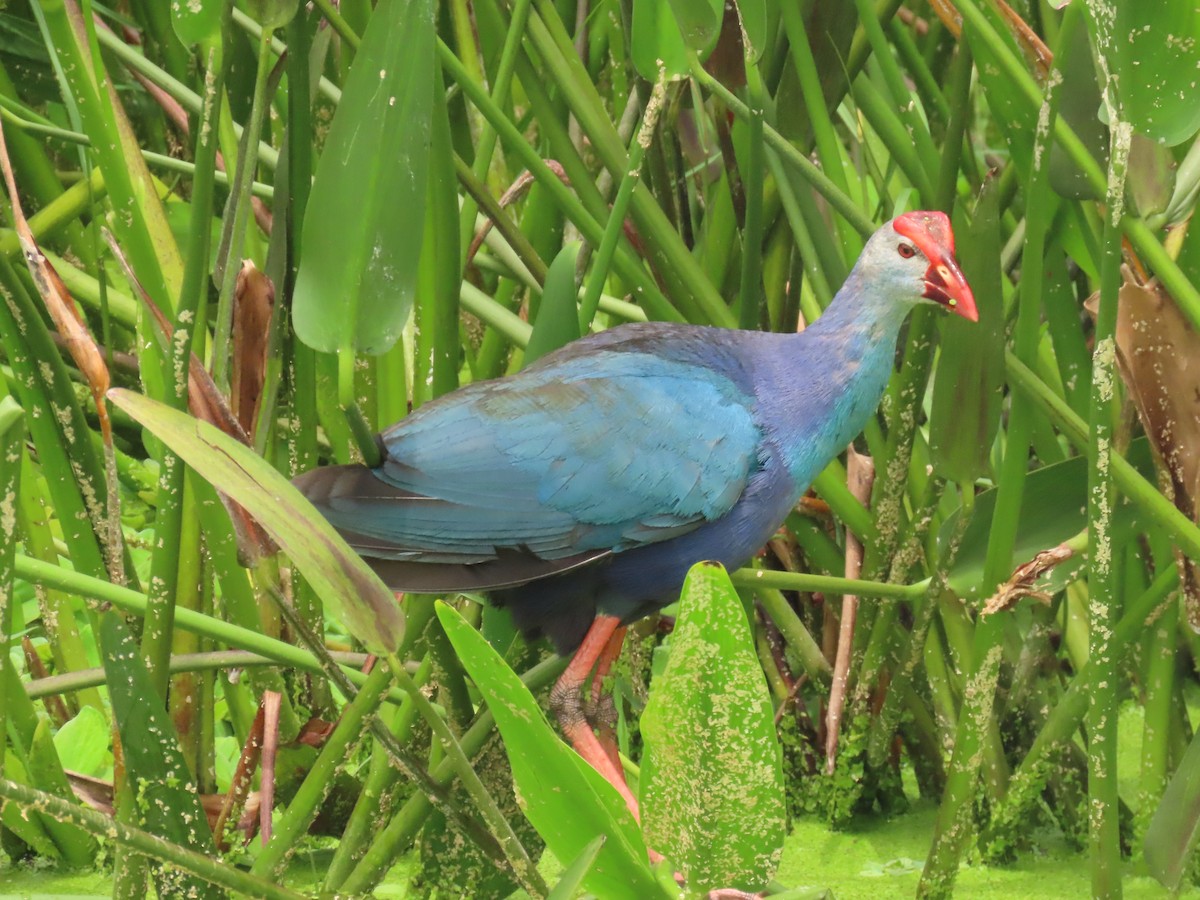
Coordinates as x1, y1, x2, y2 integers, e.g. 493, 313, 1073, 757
640, 561, 785, 894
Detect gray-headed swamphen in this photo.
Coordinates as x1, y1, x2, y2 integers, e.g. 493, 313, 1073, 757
294, 210, 977, 814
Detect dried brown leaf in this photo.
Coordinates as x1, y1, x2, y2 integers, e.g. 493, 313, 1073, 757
104, 233, 276, 563
982, 543, 1076, 616
232, 260, 275, 438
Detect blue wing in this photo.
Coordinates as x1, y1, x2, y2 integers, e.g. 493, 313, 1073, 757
305, 343, 764, 572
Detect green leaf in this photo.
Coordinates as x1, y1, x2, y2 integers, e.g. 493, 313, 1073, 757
1145, 727, 1200, 889
244, 0, 299, 30
108, 389, 405, 654
929, 183, 1005, 483
524, 243, 582, 365
435, 603, 663, 900
99, 611, 222, 898
737, 0, 768, 62
28, 719, 98, 865
665, 0, 723, 50
1049, 7, 1107, 200
53, 705, 113, 779
640, 561, 786, 894
293, 0, 436, 355
1127, 133, 1175, 219
169, 0, 227, 46
0, 751, 59, 858
943, 439, 1155, 599
631, 0, 689, 81
958, 3, 1038, 180
547, 835, 606, 900
1084, 2, 1200, 146
412, 58, 462, 404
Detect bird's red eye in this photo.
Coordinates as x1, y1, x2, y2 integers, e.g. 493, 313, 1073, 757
898, 243, 917, 259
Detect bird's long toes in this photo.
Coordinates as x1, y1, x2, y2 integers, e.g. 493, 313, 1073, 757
583, 690, 618, 732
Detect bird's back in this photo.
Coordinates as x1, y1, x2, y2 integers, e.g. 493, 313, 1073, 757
295, 323, 771, 599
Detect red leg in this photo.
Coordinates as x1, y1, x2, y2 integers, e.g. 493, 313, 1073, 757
550, 616, 639, 819
589, 623, 627, 706
587, 624, 627, 777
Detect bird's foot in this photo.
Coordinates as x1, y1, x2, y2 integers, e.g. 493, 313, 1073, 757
551, 616, 640, 819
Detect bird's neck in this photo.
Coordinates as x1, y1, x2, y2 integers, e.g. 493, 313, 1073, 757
760, 270, 913, 488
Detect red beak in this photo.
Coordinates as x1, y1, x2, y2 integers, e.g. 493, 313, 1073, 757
894, 211, 978, 322
923, 253, 977, 322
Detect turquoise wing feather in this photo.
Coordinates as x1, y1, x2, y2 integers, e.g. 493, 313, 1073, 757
332, 348, 763, 563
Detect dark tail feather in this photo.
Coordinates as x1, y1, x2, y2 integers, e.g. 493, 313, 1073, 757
293, 464, 609, 596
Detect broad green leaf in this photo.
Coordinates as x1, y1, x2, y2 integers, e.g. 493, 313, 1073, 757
108, 389, 405, 654
169, 0, 227, 46
958, 4, 1039, 180
929, 185, 1004, 483
665, 0, 722, 51
1049, 7, 1107, 200
435, 603, 663, 900
99, 611, 222, 898
1084, 2, 1200, 146
640, 561, 785, 894
53, 705, 113, 779
293, 0, 436, 355
524, 243, 582, 365
1145, 727, 1200, 889
943, 439, 1155, 599
631, 0, 689, 81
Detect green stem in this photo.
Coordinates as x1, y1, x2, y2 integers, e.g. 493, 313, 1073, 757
778, 1, 861, 258
1005, 352, 1200, 562
578, 76, 665, 331
250, 664, 395, 877
0, 779, 305, 900
141, 33, 226, 700
754, 586, 831, 684
691, 64, 875, 239
729, 567, 926, 600
0, 103, 272, 197
211, 27, 275, 390
438, 42, 683, 324
1086, 114, 1131, 900
92, 22, 279, 169
23, 649, 377, 700
458, 0, 532, 255
526, 2, 730, 326
13, 553, 410, 704
454, 153, 549, 284
340, 656, 566, 893
736, 59, 766, 330
0, 397, 24, 785
385, 652, 547, 898
918, 36, 1068, 891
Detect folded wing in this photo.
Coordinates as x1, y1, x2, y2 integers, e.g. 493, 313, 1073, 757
294, 348, 763, 591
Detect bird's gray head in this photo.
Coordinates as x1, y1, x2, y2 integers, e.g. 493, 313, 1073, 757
858, 211, 978, 322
